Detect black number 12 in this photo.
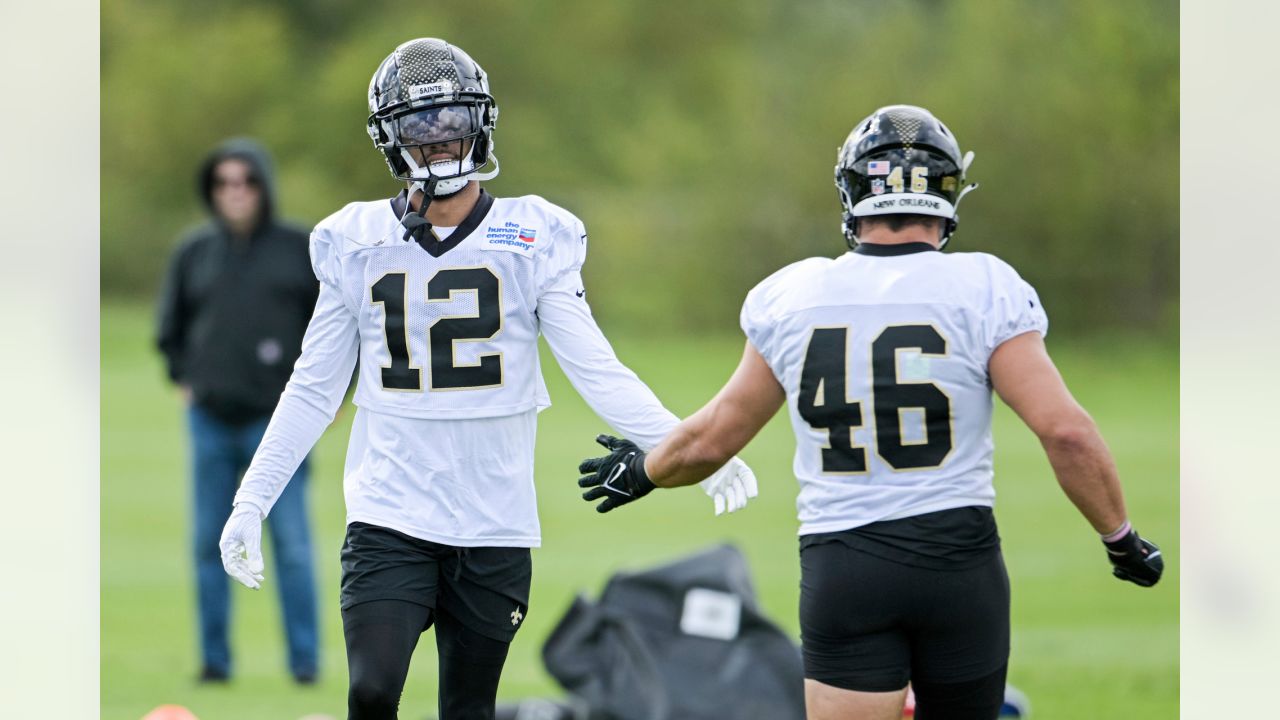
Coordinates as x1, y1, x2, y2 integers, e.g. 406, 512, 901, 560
371, 267, 503, 392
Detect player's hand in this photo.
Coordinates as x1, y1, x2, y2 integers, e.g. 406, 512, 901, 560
699, 456, 759, 515
1104, 527, 1163, 587
578, 435, 655, 513
219, 502, 266, 590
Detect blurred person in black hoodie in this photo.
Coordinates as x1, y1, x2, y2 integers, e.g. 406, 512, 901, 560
156, 137, 320, 684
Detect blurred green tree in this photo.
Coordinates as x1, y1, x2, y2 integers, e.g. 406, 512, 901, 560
102, 0, 1177, 337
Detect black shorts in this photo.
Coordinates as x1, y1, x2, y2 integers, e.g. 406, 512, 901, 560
340, 521, 533, 642
799, 537, 1009, 692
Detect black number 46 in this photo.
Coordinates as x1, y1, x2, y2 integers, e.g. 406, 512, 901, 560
797, 325, 952, 473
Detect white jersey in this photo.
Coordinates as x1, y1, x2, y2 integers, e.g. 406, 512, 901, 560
234, 191, 682, 547
740, 244, 1048, 536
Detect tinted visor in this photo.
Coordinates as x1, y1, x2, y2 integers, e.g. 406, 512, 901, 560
394, 105, 478, 146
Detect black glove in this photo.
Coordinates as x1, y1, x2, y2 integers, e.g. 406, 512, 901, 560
1104, 528, 1164, 587
578, 435, 655, 513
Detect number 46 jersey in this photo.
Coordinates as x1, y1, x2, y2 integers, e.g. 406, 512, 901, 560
740, 244, 1048, 536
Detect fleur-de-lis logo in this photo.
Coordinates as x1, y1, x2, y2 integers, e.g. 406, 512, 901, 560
510, 607, 523, 626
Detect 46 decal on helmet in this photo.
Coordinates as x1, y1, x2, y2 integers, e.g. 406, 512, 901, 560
879, 165, 930, 194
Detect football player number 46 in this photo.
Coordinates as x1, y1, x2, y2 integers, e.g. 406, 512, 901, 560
371, 268, 502, 392
798, 325, 952, 473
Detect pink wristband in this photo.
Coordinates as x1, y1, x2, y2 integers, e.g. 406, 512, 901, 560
1101, 520, 1131, 543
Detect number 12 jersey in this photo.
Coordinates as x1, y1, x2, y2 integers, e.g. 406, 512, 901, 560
235, 191, 682, 547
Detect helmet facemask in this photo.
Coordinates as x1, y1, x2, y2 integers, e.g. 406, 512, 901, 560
378, 103, 493, 198
366, 38, 501, 201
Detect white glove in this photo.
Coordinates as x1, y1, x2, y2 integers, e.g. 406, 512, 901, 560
219, 502, 266, 590
699, 456, 758, 515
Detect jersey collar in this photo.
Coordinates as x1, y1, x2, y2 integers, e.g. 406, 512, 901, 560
389, 189, 495, 258
853, 242, 939, 256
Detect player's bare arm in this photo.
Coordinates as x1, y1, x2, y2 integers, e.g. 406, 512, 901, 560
646, 341, 785, 487
537, 265, 761, 514
990, 329, 1164, 586
577, 341, 783, 512
989, 331, 1126, 531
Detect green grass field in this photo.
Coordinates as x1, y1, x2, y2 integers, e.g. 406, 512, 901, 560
102, 299, 1178, 719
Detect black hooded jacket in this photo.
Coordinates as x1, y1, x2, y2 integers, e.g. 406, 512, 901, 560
155, 138, 319, 424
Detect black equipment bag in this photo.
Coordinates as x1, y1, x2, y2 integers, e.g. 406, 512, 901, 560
540, 544, 805, 720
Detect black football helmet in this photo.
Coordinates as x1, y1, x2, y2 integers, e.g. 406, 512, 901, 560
834, 105, 976, 248
367, 38, 499, 197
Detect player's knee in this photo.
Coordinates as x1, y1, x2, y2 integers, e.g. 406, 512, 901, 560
348, 674, 401, 717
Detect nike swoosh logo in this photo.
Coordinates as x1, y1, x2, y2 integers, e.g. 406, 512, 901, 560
603, 455, 633, 496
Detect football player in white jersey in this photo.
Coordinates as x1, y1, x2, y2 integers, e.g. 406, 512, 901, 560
216, 38, 757, 720
578, 105, 1163, 720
